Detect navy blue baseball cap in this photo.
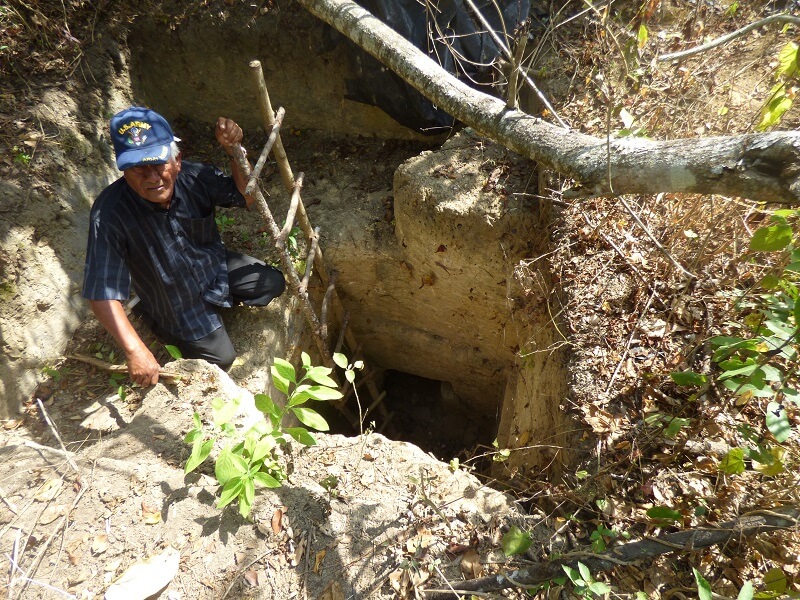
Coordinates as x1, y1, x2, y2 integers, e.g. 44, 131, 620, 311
110, 107, 178, 170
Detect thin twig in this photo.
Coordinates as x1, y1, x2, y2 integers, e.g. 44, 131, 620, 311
219, 549, 276, 599
36, 399, 79, 474
506, 26, 528, 110
606, 288, 656, 393
66, 354, 183, 383
462, 0, 569, 128
0, 484, 19, 515
658, 14, 800, 62
334, 309, 350, 355
320, 270, 339, 344
299, 227, 320, 295
278, 172, 305, 244
617, 196, 697, 280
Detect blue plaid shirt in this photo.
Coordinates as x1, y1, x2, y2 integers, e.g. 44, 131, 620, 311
82, 161, 246, 341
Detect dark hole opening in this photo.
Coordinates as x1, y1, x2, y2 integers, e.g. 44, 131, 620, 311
370, 370, 494, 462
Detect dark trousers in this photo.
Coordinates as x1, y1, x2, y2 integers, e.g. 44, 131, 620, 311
141, 250, 286, 371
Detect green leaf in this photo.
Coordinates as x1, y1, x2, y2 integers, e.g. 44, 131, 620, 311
589, 581, 612, 595
193, 412, 203, 430
285, 427, 317, 446
184, 429, 200, 444
578, 562, 591, 583
185, 438, 213, 474
760, 274, 782, 289
211, 397, 239, 426
301, 351, 312, 369
271, 368, 290, 395
664, 417, 691, 438
637, 23, 648, 49
758, 92, 793, 131
765, 402, 791, 443
304, 385, 344, 401
238, 492, 252, 518
272, 358, 296, 382
782, 387, 800, 404
718, 359, 758, 380
345, 370, 355, 383
501, 526, 532, 556
254, 394, 280, 419
243, 476, 255, 506
776, 41, 798, 77
215, 449, 248, 485
720, 447, 746, 474
217, 478, 243, 509
764, 567, 787, 593
251, 436, 276, 463
253, 471, 282, 488
750, 224, 793, 251
737, 582, 754, 600
562, 565, 581, 585
332, 352, 348, 369
291, 407, 330, 431
693, 568, 713, 600
164, 344, 183, 360
670, 371, 707, 386
646, 506, 682, 522
305, 366, 337, 387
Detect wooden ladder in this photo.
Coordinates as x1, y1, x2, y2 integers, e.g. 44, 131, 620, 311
230, 60, 388, 430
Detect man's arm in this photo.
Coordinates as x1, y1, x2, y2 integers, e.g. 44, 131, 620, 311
88, 299, 161, 387
215, 117, 255, 208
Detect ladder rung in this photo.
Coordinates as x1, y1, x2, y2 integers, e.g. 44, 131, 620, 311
245, 107, 285, 196
278, 172, 305, 244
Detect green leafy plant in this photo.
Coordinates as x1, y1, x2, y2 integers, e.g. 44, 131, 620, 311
562, 562, 612, 598
12, 145, 31, 166
501, 525, 532, 556
644, 411, 692, 438
672, 211, 799, 468
694, 568, 759, 600
215, 213, 235, 232
590, 522, 621, 553
184, 352, 343, 518
757, 41, 798, 131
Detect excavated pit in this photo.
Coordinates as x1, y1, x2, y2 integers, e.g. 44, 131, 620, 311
122, 5, 570, 470
0, 3, 569, 472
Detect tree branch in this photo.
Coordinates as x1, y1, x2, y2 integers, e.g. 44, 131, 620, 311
297, 0, 800, 204
423, 505, 800, 598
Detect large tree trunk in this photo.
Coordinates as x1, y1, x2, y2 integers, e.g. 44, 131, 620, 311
296, 0, 800, 205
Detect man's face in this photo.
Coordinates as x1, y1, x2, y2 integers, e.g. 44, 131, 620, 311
123, 155, 182, 205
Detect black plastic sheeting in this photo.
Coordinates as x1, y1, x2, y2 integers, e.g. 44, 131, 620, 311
319, 0, 532, 134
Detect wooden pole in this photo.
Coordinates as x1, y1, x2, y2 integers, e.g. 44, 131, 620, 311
249, 60, 295, 192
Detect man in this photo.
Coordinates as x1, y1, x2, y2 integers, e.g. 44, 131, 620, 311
83, 106, 286, 387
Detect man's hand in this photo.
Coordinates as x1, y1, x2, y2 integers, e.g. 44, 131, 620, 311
215, 117, 243, 154
215, 117, 255, 207
88, 299, 161, 388
126, 345, 161, 387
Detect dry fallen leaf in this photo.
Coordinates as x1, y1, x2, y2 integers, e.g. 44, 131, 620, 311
104, 547, 180, 600
141, 501, 162, 524
316, 580, 344, 600
34, 477, 63, 502
313, 549, 326, 573
243, 570, 260, 587
91, 533, 109, 555
271, 507, 284, 535
292, 536, 306, 567
460, 548, 483, 579
40, 504, 65, 525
